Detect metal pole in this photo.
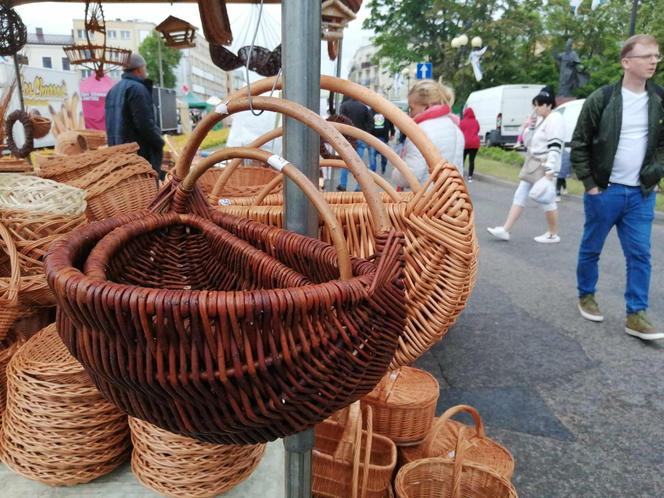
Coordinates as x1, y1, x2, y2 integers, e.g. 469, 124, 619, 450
282, 0, 321, 495
13, 54, 25, 112
629, 0, 639, 36
328, 37, 344, 190
157, 34, 164, 88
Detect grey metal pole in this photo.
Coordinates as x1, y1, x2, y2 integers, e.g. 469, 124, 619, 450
13, 54, 25, 112
629, 0, 639, 36
281, 1, 321, 497
328, 37, 344, 191
157, 34, 164, 88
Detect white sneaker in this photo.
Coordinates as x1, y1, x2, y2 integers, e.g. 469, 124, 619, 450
555, 195, 561, 202
487, 226, 510, 241
467, 176, 473, 183
534, 232, 560, 244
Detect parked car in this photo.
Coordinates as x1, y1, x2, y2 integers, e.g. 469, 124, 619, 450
463, 84, 543, 147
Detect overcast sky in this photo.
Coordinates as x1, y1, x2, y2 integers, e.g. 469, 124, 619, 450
14, 2, 374, 78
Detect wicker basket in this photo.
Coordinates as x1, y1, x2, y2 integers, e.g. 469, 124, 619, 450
399, 405, 515, 480
47, 120, 406, 446
0, 157, 32, 173
394, 456, 517, 498
361, 367, 439, 445
207, 75, 478, 368
0, 173, 86, 216
30, 115, 51, 139
55, 130, 88, 155
0, 222, 21, 341
313, 403, 397, 498
0, 324, 131, 485
69, 153, 158, 221
0, 342, 18, 422
130, 417, 266, 498
75, 129, 107, 149
35, 142, 139, 184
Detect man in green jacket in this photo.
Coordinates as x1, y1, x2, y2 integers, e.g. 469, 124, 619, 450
572, 34, 664, 340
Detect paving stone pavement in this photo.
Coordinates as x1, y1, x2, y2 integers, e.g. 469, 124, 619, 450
416, 176, 664, 497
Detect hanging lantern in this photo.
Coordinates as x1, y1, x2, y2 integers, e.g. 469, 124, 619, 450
0, 3, 27, 57
156, 15, 197, 49
321, 0, 357, 61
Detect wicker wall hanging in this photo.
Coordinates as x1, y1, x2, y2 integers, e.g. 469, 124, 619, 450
4, 110, 34, 159
0, 3, 27, 57
198, 0, 232, 45
210, 43, 281, 77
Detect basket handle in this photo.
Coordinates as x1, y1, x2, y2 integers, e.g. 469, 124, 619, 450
249, 159, 400, 206
450, 434, 473, 498
372, 368, 402, 403
334, 401, 362, 460
210, 122, 420, 198
175, 95, 391, 235
422, 404, 485, 456
179, 147, 353, 281
352, 405, 373, 498
0, 221, 21, 306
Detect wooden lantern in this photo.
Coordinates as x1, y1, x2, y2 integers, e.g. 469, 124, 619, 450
155, 15, 197, 49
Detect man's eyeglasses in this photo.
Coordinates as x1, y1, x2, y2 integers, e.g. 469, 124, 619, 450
625, 54, 662, 62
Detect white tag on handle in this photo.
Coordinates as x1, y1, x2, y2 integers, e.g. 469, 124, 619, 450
267, 155, 289, 171
215, 102, 229, 115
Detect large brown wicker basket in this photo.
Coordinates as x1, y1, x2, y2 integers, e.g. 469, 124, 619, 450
46, 103, 406, 445
399, 405, 515, 480
130, 417, 266, 498
203, 75, 478, 368
361, 366, 439, 445
0, 324, 130, 485
0, 222, 21, 341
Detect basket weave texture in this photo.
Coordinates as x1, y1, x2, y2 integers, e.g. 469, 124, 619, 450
75, 129, 107, 149
398, 405, 515, 480
30, 115, 51, 139
0, 324, 130, 485
313, 403, 397, 498
129, 417, 265, 498
0, 222, 20, 341
0, 342, 18, 422
394, 457, 517, 498
55, 130, 88, 155
69, 153, 158, 221
361, 366, 439, 445
47, 141, 406, 444
35, 142, 139, 184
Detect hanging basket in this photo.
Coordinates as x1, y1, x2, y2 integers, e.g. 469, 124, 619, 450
30, 115, 52, 139
0, 324, 131, 485
46, 98, 405, 445
361, 367, 439, 445
398, 405, 515, 480
0, 4, 27, 57
130, 417, 266, 498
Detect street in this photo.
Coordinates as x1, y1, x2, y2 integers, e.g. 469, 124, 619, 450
416, 176, 664, 497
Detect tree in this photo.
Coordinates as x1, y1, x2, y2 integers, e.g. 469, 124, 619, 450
138, 32, 182, 89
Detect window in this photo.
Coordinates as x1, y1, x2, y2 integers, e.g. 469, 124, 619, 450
139, 30, 150, 43
107, 30, 117, 39
62, 58, 70, 71
77, 29, 84, 39
121, 30, 131, 40
81, 69, 92, 79
42, 57, 52, 69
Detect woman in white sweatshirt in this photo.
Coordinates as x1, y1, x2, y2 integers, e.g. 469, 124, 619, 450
392, 80, 465, 188
487, 86, 565, 243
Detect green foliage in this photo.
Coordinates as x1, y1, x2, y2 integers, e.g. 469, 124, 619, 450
139, 32, 182, 89
477, 146, 524, 167
364, 0, 664, 103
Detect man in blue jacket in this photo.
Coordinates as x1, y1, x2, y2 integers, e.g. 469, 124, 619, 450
105, 53, 165, 178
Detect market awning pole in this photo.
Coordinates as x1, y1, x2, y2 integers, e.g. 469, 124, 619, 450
282, 0, 321, 496
333, 38, 343, 113
13, 54, 25, 112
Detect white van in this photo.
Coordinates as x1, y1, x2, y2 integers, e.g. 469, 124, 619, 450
464, 84, 543, 147
553, 98, 585, 145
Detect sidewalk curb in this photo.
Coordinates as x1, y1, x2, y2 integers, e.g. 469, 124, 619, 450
473, 173, 664, 225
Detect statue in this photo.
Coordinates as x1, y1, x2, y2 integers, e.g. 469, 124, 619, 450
556, 39, 589, 96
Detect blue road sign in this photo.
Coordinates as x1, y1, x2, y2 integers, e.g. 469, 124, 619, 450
416, 62, 433, 80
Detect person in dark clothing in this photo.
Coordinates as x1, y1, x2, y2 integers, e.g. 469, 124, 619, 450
338, 95, 372, 190
369, 110, 395, 174
105, 53, 165, 179
460, 107, 480, 182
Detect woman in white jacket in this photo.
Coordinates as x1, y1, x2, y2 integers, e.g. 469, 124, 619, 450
392, 80, 465, 188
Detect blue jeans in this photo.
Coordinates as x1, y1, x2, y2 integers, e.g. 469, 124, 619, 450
369, 137, 389, 173
339, 140, 367, 188
577, 184, 656, 314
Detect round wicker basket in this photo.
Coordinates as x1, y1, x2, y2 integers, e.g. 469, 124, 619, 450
129, 417, 266, 498
0, 324, 131, 485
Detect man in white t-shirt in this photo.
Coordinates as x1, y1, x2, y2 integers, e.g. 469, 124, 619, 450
571, 34, 664, 340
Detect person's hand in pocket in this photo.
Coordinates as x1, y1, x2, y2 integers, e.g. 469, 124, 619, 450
587, 187, 601, 195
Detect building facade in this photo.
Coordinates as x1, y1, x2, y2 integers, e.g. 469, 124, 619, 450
173, 33, 232, 101
348, 44, 415, 102
20, 28, 75, 73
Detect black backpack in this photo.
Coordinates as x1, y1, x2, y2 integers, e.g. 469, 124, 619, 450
601, 82, 664, 108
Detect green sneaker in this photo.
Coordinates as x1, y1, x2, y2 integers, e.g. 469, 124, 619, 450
625, 311, 664, 341
578, 294, 604, 322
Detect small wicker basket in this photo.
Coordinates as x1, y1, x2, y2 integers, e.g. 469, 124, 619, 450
399, 405, 515, 480
361, 366, 439, 445
129, 417, 266, 498
30, 115, 51, 139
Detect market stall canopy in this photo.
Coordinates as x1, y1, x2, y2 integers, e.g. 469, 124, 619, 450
183, 91, 207, 109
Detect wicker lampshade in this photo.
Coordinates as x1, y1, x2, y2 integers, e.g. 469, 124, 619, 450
0, 4, 27, 57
